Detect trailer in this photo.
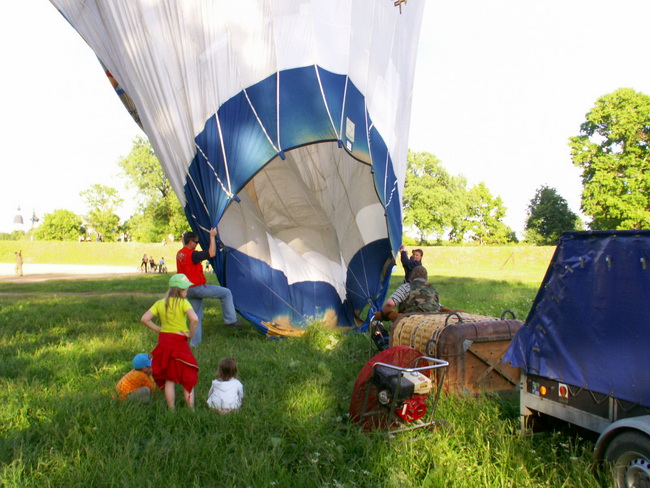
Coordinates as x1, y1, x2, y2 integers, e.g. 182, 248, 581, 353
504, 230, 650, 488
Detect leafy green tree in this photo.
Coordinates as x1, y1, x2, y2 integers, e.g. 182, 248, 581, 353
403, 151, 468, 243
524, 186, 580, 245
0, 230, 26, 241
80, 184, 123, 241
569, 88, 650, 230
34, 209, 85, 241
118, 136, 187, 242
462, 183, 517, 245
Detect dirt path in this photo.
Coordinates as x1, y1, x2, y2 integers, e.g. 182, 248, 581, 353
0, 263, 141, 284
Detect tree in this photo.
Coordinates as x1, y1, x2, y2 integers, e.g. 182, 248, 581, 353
524, 186, 580, 245
569, 88, 650, 230
34, 209, 85, 241
402, 151, 468, 243
118, 136, 187, 242
80, 184, 123, 241
462, 183, 517, 245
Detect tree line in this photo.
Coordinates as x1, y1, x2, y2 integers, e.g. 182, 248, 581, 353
405, 87, 650, 245
30, 136, 186, 243
13, 88, 650, 245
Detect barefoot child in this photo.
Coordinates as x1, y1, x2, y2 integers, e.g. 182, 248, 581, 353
207, 357, 243, 413
141, 274, 199, 409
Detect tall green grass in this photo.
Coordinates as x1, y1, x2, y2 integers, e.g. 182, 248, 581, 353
0, 273, 605, 487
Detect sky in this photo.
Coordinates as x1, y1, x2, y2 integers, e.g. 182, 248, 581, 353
1, 1, 649, 237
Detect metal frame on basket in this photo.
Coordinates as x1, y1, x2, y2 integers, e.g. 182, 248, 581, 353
360, 355, 449, 437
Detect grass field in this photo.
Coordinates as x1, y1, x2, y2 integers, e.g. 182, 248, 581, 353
0, 241, 175, 268
0, 241, 555, 285
0, 244, 610, 487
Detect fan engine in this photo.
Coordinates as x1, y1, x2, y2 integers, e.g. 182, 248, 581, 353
373, 365, 432, 422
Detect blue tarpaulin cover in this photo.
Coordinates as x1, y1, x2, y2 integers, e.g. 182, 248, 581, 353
504, 230, 650, 407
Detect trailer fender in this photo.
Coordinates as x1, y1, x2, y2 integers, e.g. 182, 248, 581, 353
594, 415, 650, 462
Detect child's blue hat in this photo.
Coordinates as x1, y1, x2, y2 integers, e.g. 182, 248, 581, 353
133, 353, 152, 370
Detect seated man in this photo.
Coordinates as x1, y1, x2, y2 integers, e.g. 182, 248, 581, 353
176, 227, 243, 347
378, 265, 441, 346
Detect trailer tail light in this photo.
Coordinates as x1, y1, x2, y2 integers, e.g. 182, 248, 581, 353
558, 383, 569, 403
539, 385, 548, 396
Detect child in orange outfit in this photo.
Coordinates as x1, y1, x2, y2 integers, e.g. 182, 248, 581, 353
115, 353, 156, 402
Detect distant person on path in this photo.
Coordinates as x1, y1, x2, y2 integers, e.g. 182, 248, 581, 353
149, 256, 157, 273
207, 357, 243, 414
399, 244, 423, 283
141, 274, 199, 410
141, 254, 148, 273
176, 228, 243, 347
15, 250, 23, 276
115, 353, 156, 403
158, 257, 166, 273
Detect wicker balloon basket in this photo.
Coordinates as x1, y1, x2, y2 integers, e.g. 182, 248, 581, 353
391, 310, 523, 394
392, 311, 495, 353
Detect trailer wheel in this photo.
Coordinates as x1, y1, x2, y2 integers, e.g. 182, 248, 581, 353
605, 431, 650, 488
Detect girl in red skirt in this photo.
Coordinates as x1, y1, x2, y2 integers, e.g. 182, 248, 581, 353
141, 273, 199, 409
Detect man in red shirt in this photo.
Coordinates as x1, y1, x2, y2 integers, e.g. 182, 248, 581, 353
176, 227, 243, 347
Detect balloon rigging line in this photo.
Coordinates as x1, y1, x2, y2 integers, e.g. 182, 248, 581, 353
382, 149, 389, 205
338, 76, 350, 141
381, 149, 401, 212
194, 142, 235, 199
185, 172, 211, 214
385, 180, 399, 211
276, 71, 282, 152
242, 87, 280, 153
364, 105, 372, 167
314, 65, 339, 137
227, 23, 280, 156
213, 112, 233, 194
189, 215, 211, 234
379, 15, 400, 214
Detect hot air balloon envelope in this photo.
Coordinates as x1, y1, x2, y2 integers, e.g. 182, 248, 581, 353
50, 0, 424, 336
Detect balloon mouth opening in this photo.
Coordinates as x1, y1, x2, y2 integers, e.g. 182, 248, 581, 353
217, 142, 390, 330
220, 142, 388, 292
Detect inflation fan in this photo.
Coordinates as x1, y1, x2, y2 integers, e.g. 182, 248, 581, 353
349, 346, 448, 435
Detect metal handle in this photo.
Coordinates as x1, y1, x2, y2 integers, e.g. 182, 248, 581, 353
445, 312, 463, 326
500, 309, 516, 320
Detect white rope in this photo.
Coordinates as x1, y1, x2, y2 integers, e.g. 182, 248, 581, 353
314, 65, 339, 137
243, 87, 280, 153
276, 71, 282, 152
194, 142, 235, 199
213, 112, 233, 193
185, 172, 211, 214
339, 76, 349, 141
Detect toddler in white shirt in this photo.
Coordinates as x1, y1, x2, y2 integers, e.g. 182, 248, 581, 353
207, 357, 243, 413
